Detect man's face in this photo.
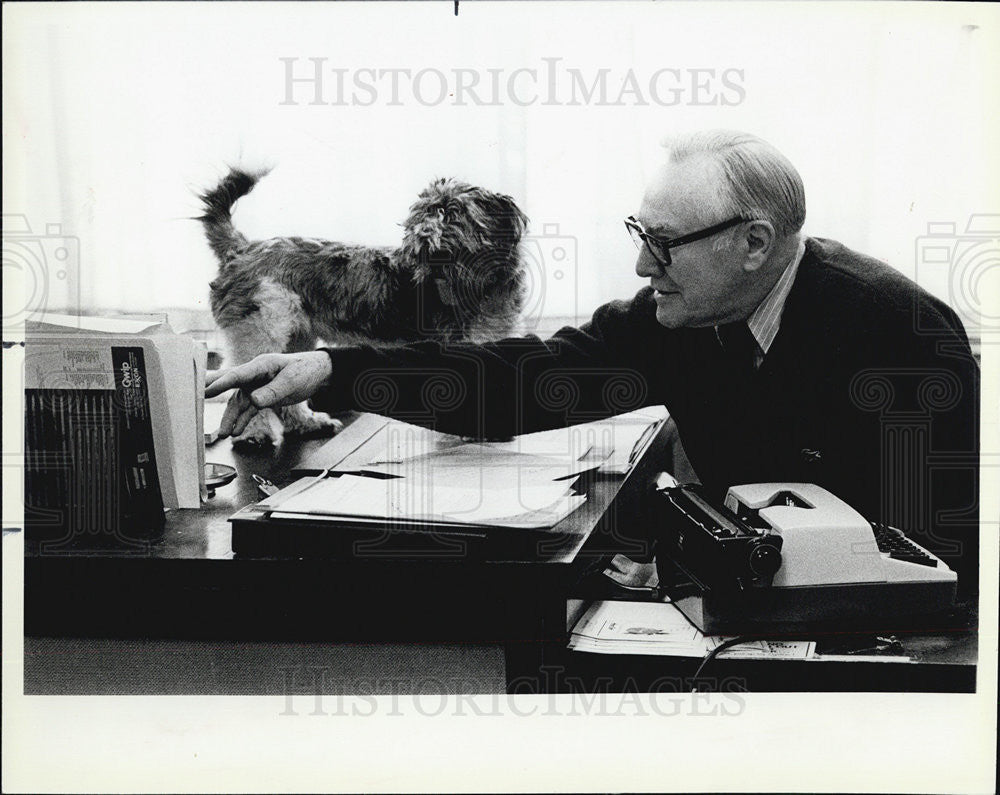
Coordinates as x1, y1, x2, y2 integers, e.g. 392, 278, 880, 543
634, 157, 754, 329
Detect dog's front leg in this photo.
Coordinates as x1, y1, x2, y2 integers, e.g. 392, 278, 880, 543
233, 407, 286, 448
218, 282, 338, 447
231, 404, 340, 448
280, 402, 344, 437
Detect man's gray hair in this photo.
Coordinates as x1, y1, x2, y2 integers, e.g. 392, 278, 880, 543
664, 130, 806, 238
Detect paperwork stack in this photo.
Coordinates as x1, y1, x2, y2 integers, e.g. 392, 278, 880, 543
229, 407, 668, 559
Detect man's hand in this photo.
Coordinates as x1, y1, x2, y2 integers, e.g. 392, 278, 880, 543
205, 351, 333, 439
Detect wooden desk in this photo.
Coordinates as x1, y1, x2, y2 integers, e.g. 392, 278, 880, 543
24, 408, 668, 693
23, 408, 977, 694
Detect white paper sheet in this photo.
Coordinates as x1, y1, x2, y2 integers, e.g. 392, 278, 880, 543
361, 444, 599, 481
33, 312, 167, 335
354, 406, 668, 476
477, 405, 669, 475
361, 462, 584, 492
568, 600, 816, 659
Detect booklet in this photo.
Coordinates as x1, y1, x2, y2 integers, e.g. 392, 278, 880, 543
25, 313, 206, 510
569, 600, 816, 659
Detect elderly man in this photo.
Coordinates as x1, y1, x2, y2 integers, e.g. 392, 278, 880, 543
207, 130, 979, 594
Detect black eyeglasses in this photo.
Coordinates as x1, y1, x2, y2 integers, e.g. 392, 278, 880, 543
624, 215, 747, 267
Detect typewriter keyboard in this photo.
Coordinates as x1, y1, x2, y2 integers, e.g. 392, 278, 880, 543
871, 522, 938, 567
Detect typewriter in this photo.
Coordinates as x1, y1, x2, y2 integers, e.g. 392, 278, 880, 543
650, 476, 958, 634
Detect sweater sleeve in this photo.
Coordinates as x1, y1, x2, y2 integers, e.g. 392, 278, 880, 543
309, 288, 661, 438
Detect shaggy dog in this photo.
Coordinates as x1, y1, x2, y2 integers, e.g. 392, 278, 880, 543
200, 167, 529, 446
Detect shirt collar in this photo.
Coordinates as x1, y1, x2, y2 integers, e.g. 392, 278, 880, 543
746, 237, 806, 355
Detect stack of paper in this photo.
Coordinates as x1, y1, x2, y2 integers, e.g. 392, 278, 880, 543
270, 473, 584, 529
285, 405, 669, 533
568, 601, 816, 659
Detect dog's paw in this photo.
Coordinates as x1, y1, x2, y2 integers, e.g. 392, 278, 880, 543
232, 408, 285, 448
281, 403, 344, 437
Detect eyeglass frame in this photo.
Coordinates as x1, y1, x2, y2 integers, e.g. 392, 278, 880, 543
624, 214, 749, 268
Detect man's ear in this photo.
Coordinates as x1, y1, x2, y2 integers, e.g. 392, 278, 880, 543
742, 220, 776, 272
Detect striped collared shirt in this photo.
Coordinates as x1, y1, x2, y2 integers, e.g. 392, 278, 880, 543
720, 237, 806, 369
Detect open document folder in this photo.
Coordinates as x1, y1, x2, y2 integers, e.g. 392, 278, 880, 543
302, 405, 669, 478
274, 405, 669, 531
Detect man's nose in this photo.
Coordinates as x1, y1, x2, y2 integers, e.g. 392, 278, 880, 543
634, 245, 663, 278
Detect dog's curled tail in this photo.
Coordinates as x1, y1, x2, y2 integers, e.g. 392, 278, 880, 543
198, 167, 270, 263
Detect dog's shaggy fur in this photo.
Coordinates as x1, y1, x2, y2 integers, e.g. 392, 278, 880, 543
200, 167, 529, 446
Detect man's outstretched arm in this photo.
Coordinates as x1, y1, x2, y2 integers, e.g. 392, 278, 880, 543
205, 289, 662, 439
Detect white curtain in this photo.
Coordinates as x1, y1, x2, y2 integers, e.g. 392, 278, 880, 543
5, 2, 997, 336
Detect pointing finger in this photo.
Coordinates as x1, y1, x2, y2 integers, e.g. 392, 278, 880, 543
231, 403, 260, 438
205, 369, 238, 399
218, 390, 251, 438
205, 357, 278, 398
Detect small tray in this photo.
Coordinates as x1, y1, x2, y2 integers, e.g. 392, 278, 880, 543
205, 462, 238, 496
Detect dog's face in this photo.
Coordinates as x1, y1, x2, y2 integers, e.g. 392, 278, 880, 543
399, 178, 528, 306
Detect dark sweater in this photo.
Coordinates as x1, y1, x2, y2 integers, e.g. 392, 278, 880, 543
317, 237, 980, 591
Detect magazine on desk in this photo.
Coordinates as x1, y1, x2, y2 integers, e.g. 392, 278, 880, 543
24, 314, 207, 545
568, 600, 817, 659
